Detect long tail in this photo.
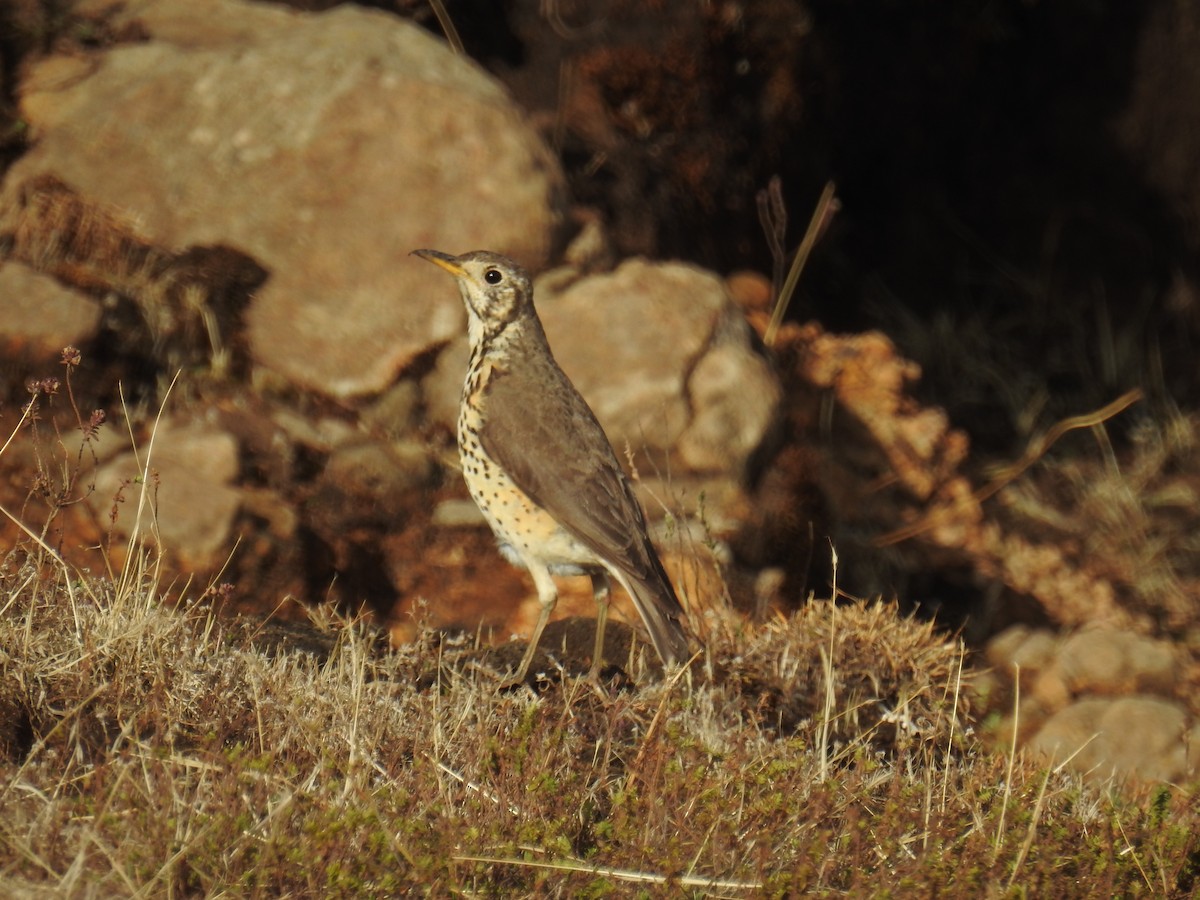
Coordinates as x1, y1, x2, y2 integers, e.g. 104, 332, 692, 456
612, 566, 690, 667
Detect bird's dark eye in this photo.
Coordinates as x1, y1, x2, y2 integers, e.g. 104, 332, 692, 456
484, 268, 503, 285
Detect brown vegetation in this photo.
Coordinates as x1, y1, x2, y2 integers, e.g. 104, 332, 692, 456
1, 393, 1198, 895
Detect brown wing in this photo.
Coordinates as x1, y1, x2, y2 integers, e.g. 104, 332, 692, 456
477, 347, 688, 661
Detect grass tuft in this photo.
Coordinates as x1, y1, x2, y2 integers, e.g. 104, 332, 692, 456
2, 557, 1197, 894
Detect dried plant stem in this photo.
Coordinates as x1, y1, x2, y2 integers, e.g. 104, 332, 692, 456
876, 388, 1143, 547
452, 854, 763, 891
994, 664, 1020, 862
426, 0, 464, 55
765, 180, 838, 348
1008, 769, 1052, 890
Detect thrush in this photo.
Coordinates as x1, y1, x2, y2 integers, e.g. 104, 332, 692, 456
413, 249, 690, 682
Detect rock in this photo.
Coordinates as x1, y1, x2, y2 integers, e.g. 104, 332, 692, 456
561, 208, 616, 273
983, 624, 1190, 784
3, 0, 564, 398
0, 262, 100, 362
270, 410, 358, 455
984, 624, 1066, 712
984, 624, 1182, 726
361, 379, 423, 441
1024, 697, 1110, 771
1056, 630, 1130, 695
5, 176, 267, 377
984, 626, 1179, 700
1028, 695, 1190, 784
91, 420, 242, 569
153, 421, 241, 485
432, 498, 486, 528
213, 405, 294, 489
985, 625, 1057, 682
1029, 668, 1072, 715
420, 335, 469, 436
1056, 629, 1177, 695
534, 260, 704, 456
307, 438, 437, 533
725, 270, 774, 317
678, 339, 779, 472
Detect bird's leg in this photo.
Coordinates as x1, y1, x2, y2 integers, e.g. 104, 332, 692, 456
511, 563, 558, 684
588, 571, 612, 681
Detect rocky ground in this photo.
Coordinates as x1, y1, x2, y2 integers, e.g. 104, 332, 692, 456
2, 0, 1200, 788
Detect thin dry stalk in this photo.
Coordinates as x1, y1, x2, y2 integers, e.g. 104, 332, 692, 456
112, 376, 180, 609
877, 388, 1143, 546
1113, 809, 1156, 894
940, 646, 965, 812
452, 853, 763, 891
1007, 768, 1052, 890
994, 663, 1020, 862
426, 0, 464, 54
764, 180, 838, 348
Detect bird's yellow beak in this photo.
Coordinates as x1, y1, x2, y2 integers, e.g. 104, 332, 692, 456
412, 249, 466, 278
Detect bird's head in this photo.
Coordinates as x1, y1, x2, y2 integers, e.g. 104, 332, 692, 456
412, 249, 533, 345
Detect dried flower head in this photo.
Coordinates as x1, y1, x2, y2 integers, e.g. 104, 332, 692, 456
84, 409, 106, 440
26, 377, 60, 397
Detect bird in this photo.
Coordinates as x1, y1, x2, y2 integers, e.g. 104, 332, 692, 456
412, 248, 690, 682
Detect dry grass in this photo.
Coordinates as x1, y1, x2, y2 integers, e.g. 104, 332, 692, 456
1, 361, 1198, 896
2, 556, 1198, 896
999, 410, 1200, 645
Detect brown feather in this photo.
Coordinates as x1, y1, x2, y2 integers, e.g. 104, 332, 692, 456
477, 326, 689, 663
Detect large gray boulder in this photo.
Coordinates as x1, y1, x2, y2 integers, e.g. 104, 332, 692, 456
3, 0, 564, 398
